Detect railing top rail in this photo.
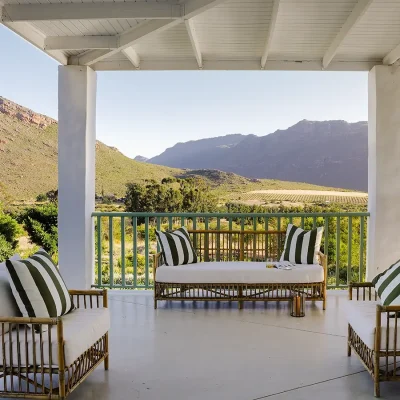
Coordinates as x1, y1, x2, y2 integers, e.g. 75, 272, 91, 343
92, 211, 370, 218
188, 230, 286, 234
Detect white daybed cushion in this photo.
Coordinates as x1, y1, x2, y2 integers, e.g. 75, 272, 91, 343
0, 254, 22, 334
0, 308, 110, 367
156, 261, 324, 284
346, 300, 400, 351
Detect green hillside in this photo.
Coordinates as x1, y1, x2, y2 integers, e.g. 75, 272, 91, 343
0, 112, 182, 201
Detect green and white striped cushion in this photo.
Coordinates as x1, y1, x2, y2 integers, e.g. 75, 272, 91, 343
280, 224, 324, 265
372, 260, 400, 306
5, 250, 74, 318
156, 227, 197, 266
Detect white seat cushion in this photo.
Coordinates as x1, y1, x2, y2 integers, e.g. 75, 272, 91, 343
0, 308, 110, 367
346, 300, 400, 351
156, 261, 324, 284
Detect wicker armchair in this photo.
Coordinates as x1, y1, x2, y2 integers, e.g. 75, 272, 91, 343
0, 289, 109, 399
348, 282, 400, 397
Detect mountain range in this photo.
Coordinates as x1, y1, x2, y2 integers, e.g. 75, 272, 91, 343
148, 120, 368, 191
1, 96, 338, 202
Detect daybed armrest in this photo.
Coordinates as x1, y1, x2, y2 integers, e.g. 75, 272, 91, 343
348, 282, 377, 301
153, 252, 163, 281
318, 251, 327, 279
69, 289, 108, 309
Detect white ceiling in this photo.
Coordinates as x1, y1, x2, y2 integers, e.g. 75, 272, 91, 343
1, 0, 400, 71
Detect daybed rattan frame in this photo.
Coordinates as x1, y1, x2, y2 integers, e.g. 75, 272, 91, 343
348, 283, 400, 397
154, 230, 327, 310
0, 289, 109, 399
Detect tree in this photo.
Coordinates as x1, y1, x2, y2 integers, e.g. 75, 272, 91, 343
125, 178, 218, 214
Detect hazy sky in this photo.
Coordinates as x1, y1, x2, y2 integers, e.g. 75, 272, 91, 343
0, 25, 368, 159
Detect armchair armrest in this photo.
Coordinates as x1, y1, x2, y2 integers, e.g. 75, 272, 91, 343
375, 304, 400, 356
69, 289, 108, 309
349, 282, 376, 301
0, 316, 59, 325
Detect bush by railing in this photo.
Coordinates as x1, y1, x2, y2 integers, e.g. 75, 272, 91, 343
92, 211, 369, 290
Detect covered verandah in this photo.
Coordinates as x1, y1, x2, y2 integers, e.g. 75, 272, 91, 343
2, 0, 400, 398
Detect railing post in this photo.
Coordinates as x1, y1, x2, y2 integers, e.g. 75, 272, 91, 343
347, 216, 352, 284
96, 216, 102, 287
133, 216, 138, 288
145, 217, 149, 288
108, 216, 113, 289
335, 216, 340, 287
360, 216, 365, 283
121, 217, 126, 288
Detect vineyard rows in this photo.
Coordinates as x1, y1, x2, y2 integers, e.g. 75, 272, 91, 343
235, 193, 368, 205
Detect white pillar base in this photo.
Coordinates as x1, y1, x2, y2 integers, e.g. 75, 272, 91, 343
367, 65, 400, 280
58, 66, 96, 289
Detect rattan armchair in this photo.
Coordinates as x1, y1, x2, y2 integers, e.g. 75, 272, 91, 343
0, 289, 109, 399
348, 282, 400, 397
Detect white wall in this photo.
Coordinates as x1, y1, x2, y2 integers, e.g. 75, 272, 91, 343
367, 65, 400, 280
58, 66, 97, 289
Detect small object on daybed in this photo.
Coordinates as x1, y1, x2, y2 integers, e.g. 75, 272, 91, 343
154, 227, 327, 310
0, 250, 110, 399
347, 259, 400, 397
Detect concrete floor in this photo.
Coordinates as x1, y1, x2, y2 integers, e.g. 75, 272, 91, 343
66, 291, 399, 400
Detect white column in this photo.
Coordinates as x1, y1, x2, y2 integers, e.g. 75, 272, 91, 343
58, 66, 96, 289
367, 65, 400, 280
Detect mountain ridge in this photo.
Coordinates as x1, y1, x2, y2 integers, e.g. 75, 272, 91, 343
148, 120, 368, 191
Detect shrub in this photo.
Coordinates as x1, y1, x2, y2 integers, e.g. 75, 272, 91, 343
36, 193, 47, 202
0, 212, 20, 248
21, 204, 58, 257
25, 218, 58, 256
0, 234, 13, 262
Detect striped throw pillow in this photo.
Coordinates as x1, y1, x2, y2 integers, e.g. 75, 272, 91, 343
156, 227, 197, 266
280, 224, 324, 265
5, 250, 74, 318
372, 259, 400, 306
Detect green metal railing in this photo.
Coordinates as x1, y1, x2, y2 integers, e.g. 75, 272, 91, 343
92, 212, 369, 290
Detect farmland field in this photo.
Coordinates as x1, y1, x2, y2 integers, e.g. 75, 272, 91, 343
230, 190, 368, 205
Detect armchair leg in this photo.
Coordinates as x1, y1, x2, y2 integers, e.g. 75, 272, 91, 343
374, 380, 380, 398
104, 332, 109, 371
347, 324, 351, 356
58, 369, 66, 400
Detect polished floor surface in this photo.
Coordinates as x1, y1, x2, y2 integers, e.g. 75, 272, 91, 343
51, 292, 400, 399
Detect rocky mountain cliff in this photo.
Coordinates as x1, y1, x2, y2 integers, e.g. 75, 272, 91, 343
0, 97, 56, 129
149, 120, 368, 191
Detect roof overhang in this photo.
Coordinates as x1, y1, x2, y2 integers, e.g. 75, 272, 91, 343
1, 0, 399, 72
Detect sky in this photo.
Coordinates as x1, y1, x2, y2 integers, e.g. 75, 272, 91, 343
0, 25, 368, 159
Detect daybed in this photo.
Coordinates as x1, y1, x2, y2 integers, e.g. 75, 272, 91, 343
154, 229, 327, 310
0, 257, 109, 399
347, 282, 400, 397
